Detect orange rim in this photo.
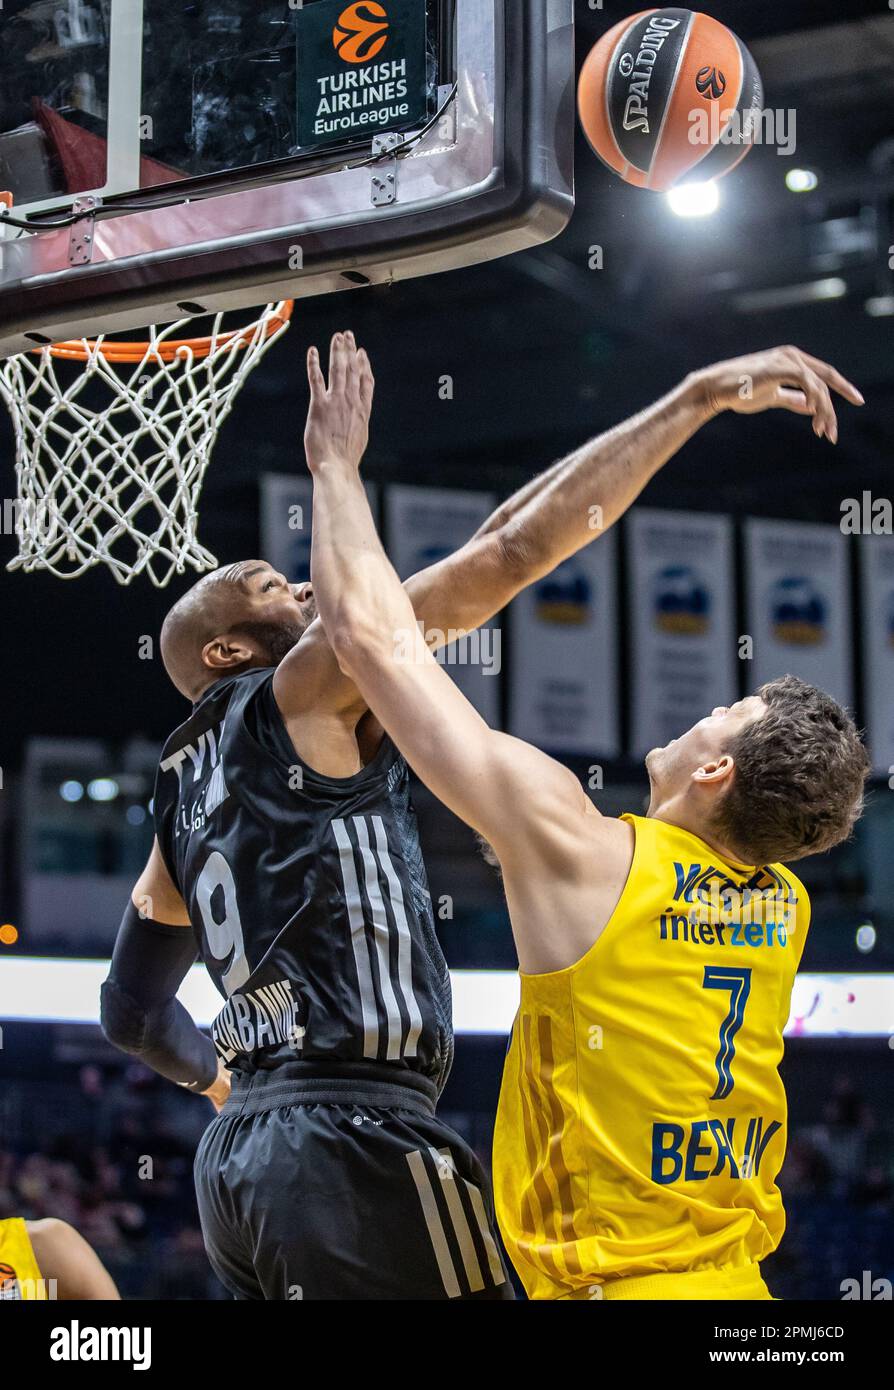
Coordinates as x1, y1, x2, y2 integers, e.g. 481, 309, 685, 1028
43, 300, 294, 363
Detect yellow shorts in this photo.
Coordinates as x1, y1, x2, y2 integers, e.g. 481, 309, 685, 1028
559, 1264, 773, 1301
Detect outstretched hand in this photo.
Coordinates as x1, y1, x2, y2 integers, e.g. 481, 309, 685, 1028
305, 331, 375, 473
695, 345, 864, 443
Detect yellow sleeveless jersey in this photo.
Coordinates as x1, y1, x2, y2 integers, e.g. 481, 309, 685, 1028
493, 814, 810, 1300
0, 1218, 46, 1300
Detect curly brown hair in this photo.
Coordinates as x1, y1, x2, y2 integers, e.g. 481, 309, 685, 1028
713, 675, 870, 866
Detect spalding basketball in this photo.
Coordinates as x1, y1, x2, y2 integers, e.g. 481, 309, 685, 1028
578, 8, 763, 192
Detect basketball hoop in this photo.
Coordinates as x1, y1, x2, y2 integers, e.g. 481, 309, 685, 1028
0, 301, 293, 587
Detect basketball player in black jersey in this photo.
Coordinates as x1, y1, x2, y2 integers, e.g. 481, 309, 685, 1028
100, 332, 864, 1300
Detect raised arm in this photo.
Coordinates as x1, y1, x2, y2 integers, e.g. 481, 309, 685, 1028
305, 340, 638, 970
277, 332, 862, 780
305, 335, 864, 966
300, 335, 864, 665
409, 352, 861, 651
311, 453, 579, 853
306, 340, 589, 843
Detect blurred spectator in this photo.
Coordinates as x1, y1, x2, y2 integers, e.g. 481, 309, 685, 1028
0, 1061, 889, 1299
0, 1063, 226, 1299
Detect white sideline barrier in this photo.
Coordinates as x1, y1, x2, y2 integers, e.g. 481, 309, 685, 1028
0, 960, 891, 1038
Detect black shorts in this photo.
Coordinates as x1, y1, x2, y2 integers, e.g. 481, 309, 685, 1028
194, 1064, 514, 1301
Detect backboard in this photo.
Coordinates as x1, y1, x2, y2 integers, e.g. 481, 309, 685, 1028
0, 0, 576, 358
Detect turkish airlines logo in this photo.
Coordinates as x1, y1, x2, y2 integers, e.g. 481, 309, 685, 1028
696, 65, 727, 100
333, 2, 390, 64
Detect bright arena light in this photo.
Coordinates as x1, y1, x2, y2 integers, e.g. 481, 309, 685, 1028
667, 181, 720, 218
87, 777, 119, 802
786, 168, 819, 193
59, 780, 84, 803
856, 925, 877, 955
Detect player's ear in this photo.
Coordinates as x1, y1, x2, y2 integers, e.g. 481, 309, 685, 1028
202, 636, 254, 674
692, 754, 735, 787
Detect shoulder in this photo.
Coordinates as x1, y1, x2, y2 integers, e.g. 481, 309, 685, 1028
25, 1219, 80, 1264
498, 747, 632, 875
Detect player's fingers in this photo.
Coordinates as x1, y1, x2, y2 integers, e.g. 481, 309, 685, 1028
798, 352, 865, 406
805, 367, 838, 442
344, 331, 363, 405
307, 346, 326, 398
774, 374, 825, 435
774, 387, 812, 416
329, 332, 347, 393
792, 365, 837, 442
358, 349, 375, 411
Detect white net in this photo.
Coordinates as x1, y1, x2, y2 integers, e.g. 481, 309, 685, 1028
0, 302, 292, 587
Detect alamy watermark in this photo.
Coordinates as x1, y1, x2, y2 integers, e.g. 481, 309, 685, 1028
688, 106, 798, 158
394, 621, 502, 676
1, 497, 59, 543
840, 492, 893, 535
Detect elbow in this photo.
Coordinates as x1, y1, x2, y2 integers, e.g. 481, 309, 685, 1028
327, 613, 393, 678
327, 621, 370, 679
495, 522, 550, 584
99, 979, 145, 1056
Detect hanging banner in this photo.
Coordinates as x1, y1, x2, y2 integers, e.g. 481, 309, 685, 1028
627, 509, 737, 757
860, 535, 894, 776
744, 519, 853, 708
260, 474, 379, 584
508, 536, 620, 756
385, 486, 501, 725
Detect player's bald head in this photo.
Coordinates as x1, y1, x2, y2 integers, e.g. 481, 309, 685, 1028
161, 562, 315, 701
161, 568, 251, 699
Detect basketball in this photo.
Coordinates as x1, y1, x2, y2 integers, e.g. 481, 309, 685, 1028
577, 8, 764, 191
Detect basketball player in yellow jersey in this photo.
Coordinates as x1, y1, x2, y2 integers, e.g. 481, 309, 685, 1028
305, 334, 869, 1302
0, 1218, 120, 1300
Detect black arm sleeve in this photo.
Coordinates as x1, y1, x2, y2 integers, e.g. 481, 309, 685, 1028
100, 902, 219, 1093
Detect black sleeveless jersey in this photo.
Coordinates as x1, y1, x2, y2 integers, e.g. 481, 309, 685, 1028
153, 669, 454, 1090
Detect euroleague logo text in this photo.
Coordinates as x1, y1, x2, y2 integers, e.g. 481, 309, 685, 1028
333, 2, 390, 64
310, 0, 412, 140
